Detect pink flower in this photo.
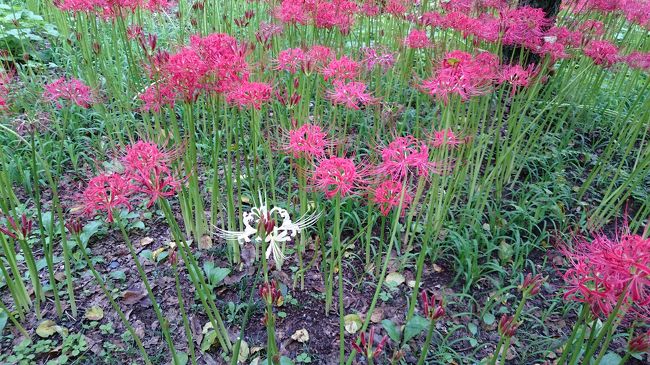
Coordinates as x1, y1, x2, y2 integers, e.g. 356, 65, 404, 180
432, 129, 463, 148
371, 179, 412, 216
561, 230, 650, 318
624, 51, 650, 71
43, 77, 94, 108
139, 84, 177, 112
0, 72, 10, 111
421, 51, 497, 104
377, 136, 434, 180
276, 48, 305, 74
303, 45, 334, 73
274, 0, 309, 25
313, 156, 360, 198
321, 55, 360, 82
286, 123, 329, 159
256, 22, 284, 46
327, 81, 377, 110
361, 47, 396, 71
500, 6, 550, 50
122, 141, 180, 207
405, 29, 432, 49
584, 40, 620, 68
225, 81, 272, 109
498, 64, 537, 96
81, 173, 134, 222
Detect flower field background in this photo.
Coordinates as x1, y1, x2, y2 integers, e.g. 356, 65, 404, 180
0, 0, 649, 364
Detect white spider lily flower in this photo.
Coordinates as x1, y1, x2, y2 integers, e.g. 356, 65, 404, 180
216, 195, 321, 270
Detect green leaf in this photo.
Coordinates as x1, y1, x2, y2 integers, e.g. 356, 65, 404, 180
279, 356, 294, 365
110, 270, 126, 281
599, 352, 622, 365
468, 322, 478, 336
381, 319, 401, 343
483, 313, 495, 325
0, 308, 8, 335
200, 331, 217, 352
403, 315, 429, 343
175, 351, 189, 365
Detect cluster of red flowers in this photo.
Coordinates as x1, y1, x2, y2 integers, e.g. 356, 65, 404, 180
0, 72, 10, 111
80, 141, 180, 222
562, 230, 650, 318
568, 0, 650, 29
420, 50, 499, 103
141, 33, 273, 110
43, 77, 94, 109
54, 0, 173, 16
284, 124, 461, 216
273, 0, 359, 33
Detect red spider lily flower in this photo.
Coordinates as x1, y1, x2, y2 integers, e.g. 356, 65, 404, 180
81, 173, 135, 223
360, 0, 380, 16
285, 123, 329, 159
259, 280, 284, 307
313, 156, 360, 199
273, 0, 309, 25
43, 77, 94, 108
225, 81, 272, 110
122, 141, 181, 207
431, 129, 464, 148
350, 327, 389, 360
327, 81, 377, 110
139, 84, 177, 112
256, 22, 284, 47
377, 136, 435, 181
519, 273, 545, 296
313, 0, 358, 33
65, 218, 84, 235
628, 331, 650, 353
421, 51, 497, 104
498, 314, 519, 338
500, 6, 550, 50
441, 0, 474, 12
405, 29, 432, 49
361, 47, 396, 71
0, 71, 10, 111
498, 64, 537, 96
371, 180, 412, 217
302, 45, 334, 73
561, 229, 650, 318
584, 40, 620, 68
0, 214, 33, 240
321, 55, 360, 82
385, 0, 411, 16
276, 48, 305, 74
624, 51, 650, 72
420, 291, 445, 321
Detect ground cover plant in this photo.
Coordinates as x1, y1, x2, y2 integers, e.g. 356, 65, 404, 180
0, 0, 649, 363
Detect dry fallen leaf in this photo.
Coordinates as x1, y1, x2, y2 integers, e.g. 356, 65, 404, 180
291, 328, 309, 343
199, 235, 213, 250
36, 320, 57, 338
140, 237, 154, 247
370, 308, 385, 323
385, 272, 405, 287
84, 306, 104, 321
122, 290, 147, 305
344, 314, 362, 334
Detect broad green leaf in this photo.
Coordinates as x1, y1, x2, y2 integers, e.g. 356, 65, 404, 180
381, 319, 401, 343
403, 315, 429, 343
